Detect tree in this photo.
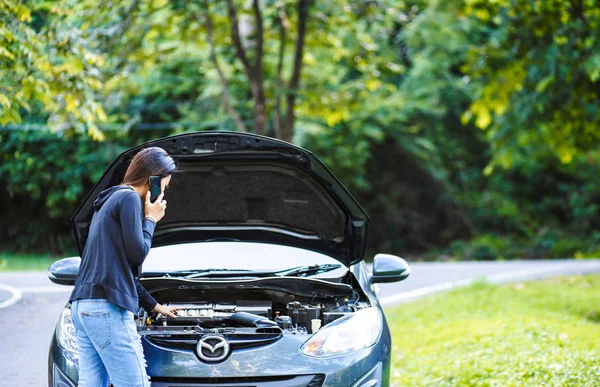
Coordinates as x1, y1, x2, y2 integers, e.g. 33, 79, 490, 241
461, 0, 600, 170
50, 0, 314, 141
0, 0, 107, 139
196, 0, 310, 140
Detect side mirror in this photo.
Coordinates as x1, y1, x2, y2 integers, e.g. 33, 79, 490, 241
371, 254, 410, 283
48, 257, 81, 286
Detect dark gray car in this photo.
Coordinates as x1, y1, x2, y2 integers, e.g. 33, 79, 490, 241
48, 131, 410, 387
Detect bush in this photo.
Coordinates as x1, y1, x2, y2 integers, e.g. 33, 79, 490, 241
0, 130, 130, 253
450, 234, 511, 260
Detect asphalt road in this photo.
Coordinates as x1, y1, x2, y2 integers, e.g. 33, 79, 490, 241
1, 259, 599, 386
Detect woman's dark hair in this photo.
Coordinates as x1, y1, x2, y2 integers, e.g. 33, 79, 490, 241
122, 147, 176, 186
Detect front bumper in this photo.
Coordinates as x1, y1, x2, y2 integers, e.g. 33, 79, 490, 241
50, 365, 382, 387
141, 328, 389, 386
145, 363, 382, 387
50, 358, 383, 387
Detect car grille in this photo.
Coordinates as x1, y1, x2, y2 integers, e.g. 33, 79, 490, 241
149, 374, 325, 387
145, 327, 282, 352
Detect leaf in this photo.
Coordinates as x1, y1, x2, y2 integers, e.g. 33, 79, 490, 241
0, 47, 15, 60
365, 79, 381, 91
17, 5, 32, 22
475, 108, 492, 129
87, 123, 105, 141
0, 93, 11, 108
536, 76, 554, 92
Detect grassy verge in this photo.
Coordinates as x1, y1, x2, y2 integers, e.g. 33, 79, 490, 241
0, 252, 59, 271
386, 275, 600, 386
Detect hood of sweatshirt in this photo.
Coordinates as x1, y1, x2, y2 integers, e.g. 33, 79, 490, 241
93, 185, 132, 212
71, 131, 369, 266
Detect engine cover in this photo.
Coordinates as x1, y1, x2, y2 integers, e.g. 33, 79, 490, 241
152, 301, 272, 326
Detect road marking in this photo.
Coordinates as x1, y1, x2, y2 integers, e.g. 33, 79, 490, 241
0, 285, 71, 309
379, 264, 574, 306
380, 278, 472, 306
0, 284, 23, 309
485, 264, 573, 282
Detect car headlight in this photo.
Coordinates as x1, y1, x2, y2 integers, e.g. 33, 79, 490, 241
300, 307, 383, 357
56, 307, 78, 357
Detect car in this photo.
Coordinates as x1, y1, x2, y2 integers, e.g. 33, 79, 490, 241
48, 131, 411, 387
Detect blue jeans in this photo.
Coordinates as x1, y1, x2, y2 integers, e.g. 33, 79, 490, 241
71, 299, 151, 387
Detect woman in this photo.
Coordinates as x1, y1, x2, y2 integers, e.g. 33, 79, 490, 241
69, 147, 179, 387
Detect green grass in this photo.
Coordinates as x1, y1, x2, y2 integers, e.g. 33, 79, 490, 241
0, 252, 59, 271
386, 275, 600, 387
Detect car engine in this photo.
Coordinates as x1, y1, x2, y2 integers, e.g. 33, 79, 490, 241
137, 298, 370, 335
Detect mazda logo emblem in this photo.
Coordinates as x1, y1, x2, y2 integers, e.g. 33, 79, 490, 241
196, 334, 230, 362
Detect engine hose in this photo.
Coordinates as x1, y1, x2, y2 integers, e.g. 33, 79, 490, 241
230, 312, 278, 327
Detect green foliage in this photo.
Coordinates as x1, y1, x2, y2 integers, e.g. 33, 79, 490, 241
0, 0, 107, 138
450, 234, 507, 260
448, 230, 600, 260
446, 149, 600, 259
462, 0, 600, 169
0, 130, 124, 251
1, 0, 600, 257
386, 275, 600, 386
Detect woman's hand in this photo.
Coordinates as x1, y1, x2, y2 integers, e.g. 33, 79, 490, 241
144, 191, 167, 223
152, 303, 180, 318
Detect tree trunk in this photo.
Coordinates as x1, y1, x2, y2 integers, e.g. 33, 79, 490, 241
225, 0, 309, 140
250, 74, 267, 135
273, 7, 289, 139
202, 0, 247, 132
226, 0, 266, 136
282, 0, 310, 142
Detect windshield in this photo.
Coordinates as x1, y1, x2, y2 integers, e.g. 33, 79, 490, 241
142, 242, 348, 277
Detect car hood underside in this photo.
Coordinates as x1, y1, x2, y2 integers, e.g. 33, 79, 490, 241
71, 131, 369, 265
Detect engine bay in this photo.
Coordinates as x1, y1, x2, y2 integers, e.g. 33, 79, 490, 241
133, 274, 374, 350
137, 296, 370, 336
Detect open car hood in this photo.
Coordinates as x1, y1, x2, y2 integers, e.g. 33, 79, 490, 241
71, 131, 369, 266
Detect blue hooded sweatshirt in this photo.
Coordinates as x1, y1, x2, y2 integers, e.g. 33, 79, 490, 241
69, 185, 158, 313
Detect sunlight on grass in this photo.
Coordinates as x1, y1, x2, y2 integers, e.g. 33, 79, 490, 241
385, 275, 600, 387
0, 253, 59, 271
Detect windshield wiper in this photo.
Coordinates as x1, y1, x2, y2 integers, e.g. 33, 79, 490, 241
184, 269, 256, 279
274, 264, 342, 277
145, 264, 343, 279
145, 269, 253, 279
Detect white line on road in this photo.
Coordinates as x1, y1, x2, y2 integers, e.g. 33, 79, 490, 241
0, 285, 70, 309
379, 264, 574, 306
0, 284, 22, 309
380, 278, 472, 306
485, 264, 569, 281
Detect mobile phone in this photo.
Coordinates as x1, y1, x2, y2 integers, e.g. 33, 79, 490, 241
149, 176, 162, 203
